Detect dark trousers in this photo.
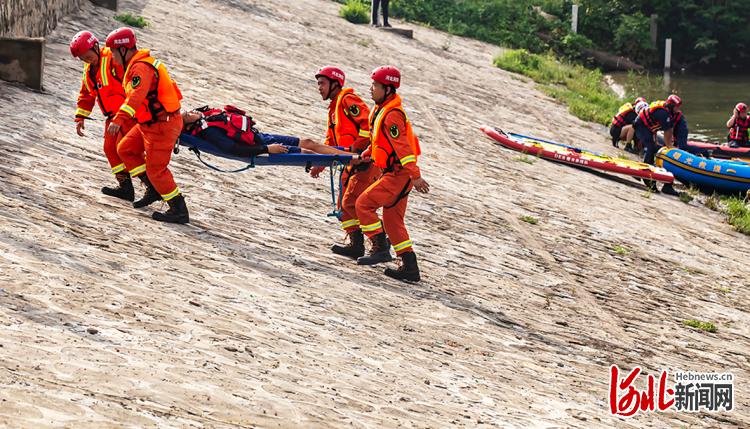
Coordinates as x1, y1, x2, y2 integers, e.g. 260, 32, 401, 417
372, 0, 390, 25
634, 123, 657, 165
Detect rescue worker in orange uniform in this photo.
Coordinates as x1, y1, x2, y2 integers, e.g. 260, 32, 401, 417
70, 30, 137, 201
355, 66, 429, 282
105, 27, 189, 224
311, 66, 380, 258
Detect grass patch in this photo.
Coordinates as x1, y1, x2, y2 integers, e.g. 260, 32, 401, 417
679, 192, 694, 204
520, 215, 539, 225
704, 193, 721, 211
355, 38, 372, 48
515, 155, 536, 164
717, 287, 730, 294
114, 13, 149, 28
723, 196, 750, 235
339, 0, 369, 24
494, 49, 622, 126
612, 245, 629, 255
682, 319, 718, 333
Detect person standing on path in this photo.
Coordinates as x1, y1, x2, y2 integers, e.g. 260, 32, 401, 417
371, 0, 391, 27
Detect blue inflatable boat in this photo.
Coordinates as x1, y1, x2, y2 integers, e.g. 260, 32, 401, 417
656, 147, 750, 194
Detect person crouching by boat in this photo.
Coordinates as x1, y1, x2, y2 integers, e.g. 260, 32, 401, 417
726, 102, 750, 148
181, 106, 357, 158
610, 97, 647, 151
633, 95, 682, 195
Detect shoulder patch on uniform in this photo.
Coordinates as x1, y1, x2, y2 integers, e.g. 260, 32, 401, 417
132, 75, 141, 88
389, 124, 400, 138
349, 104, 360, 116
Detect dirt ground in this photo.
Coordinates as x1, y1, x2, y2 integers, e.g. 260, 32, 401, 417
0, 0, 748, 427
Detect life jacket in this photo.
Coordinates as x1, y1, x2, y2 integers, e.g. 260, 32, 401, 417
326, 88, 370, 149
82, 47, 125, 118
187, 105, 258, 145
638, 101, 670, 132
611, 102, 636, 127
368, 94, 421, 170
729, 115, 750, 141
124, 49, 182, 124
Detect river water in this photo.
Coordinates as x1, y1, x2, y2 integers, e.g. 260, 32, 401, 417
609, 72, 750, 143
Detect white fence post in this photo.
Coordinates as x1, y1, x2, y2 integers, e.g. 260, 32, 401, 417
664, 38, 672, 71
571, 5, 579, 34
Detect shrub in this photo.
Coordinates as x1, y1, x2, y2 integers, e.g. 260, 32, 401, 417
114, 13, 149, 28
339, 0, 370, 24
723, 197, 750, 235
613, 13, 656, 66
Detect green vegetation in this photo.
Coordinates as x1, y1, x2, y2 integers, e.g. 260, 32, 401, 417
682, 319, 718, 333
391, 0, 548, 52
515, 155, 536, 164
678, 192, 693, 204
704, 193, 720, 211
494, 49, 621, 125
612, 245, 628, 256
114, 13, 149, 28
332, 0, 750, 69
723, 197, 750, 235
339, 0, 370, 24
520, 215, 539, 225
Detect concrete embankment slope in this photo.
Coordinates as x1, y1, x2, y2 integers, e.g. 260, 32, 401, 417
0, 0, 748, 427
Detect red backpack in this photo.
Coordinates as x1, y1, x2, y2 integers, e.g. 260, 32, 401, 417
188, 105, 258, 145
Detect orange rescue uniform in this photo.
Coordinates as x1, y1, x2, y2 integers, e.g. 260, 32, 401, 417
356, 93, 422, 255
114, 49, 184, 201
324, 88, 381, 233
76, 47, 136, 174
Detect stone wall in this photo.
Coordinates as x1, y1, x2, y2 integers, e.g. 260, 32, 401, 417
0, 0, 85, 37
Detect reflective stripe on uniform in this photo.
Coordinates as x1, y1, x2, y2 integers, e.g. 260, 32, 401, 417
120, 104, 136, 117
129, 164, 147, 176
100, 55, 109, 87
393, 240, 413, 252
399, 155, 416, 165
161, 187, 180, 201
111, 163, 126, 174
341, 218, 361, 229
82, 68, 91, 92
360, 220, 383, 232
358, 129, 370, 138
76, 108, 92, 117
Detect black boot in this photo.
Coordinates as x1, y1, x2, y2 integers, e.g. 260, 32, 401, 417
384, 251, 421, 282
332, 229, 365, 259
133, 175, 161, 208
661, 183, 680, 196
101, 172, 134, 201
152, 194, 189, 224
357, 232, 392, 265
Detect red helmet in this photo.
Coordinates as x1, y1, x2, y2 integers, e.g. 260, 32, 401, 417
371, 65, 401, 88
105, 27, 137, 49
666, 94, 682, 107
634, 97, 647, 105
736, 102, 748, 113
70, 30, 98, 57
315, 66, 345, 87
